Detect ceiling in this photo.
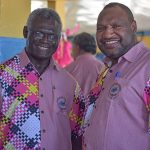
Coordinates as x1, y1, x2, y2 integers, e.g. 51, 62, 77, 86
64, 0, 150, 34
31, 0, 150, 34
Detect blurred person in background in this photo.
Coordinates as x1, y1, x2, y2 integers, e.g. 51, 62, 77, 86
65, 32, 104, 95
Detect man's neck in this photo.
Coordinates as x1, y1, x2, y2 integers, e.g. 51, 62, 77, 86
28, 55, 50, 75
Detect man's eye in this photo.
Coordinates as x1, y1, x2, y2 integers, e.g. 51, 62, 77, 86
48, 34, 55, 40
35, 32, 43, 37
112, 25, 122, 29
97, 26, 105, 32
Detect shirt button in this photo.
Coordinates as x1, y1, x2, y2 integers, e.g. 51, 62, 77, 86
109, 69, 113, 73
41, 110, 44, 114
40, 94, 43, 97
42, 129, 46, 133
40, 77, 42, 81
102, 87, 105, 90
42, 148, 45, 150
52, 86, 56, 90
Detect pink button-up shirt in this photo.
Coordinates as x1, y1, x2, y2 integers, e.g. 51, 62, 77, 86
0, 50, 78, 150
84, 42, 150, 150
65, 53, 104, 95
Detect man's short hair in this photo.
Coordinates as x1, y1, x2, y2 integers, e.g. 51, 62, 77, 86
73, 32, 96, 54
101, 2, 134, 22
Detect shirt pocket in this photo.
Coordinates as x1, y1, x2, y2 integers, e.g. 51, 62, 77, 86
53, 89, 70, 117
108, 77, 130, 100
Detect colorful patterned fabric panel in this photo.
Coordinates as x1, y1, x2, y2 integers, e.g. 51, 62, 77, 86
69, 82, 85, 139
144, 78, 150, 133
0, 56, 41, 149
69, 66, 109, 139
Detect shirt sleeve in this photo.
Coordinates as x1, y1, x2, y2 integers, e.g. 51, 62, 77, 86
143, 78, 150, 133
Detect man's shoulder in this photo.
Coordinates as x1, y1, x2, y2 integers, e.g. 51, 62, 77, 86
54, 63, 77, 83
0, 55, 19, 68
82, 55, 104, 71
65, 56, 104, 77
64, 60, 77, 73
83, 54, 103, 65
60, 67, 76, 80
135, 47, 150, 76
0, 55, 20, 77
140, 46, 150, 62
53, 66, 78, 94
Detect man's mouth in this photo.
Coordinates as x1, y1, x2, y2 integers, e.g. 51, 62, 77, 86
103, 40, 119, 49
37, 44, 50, 49
105, 40, 118, 44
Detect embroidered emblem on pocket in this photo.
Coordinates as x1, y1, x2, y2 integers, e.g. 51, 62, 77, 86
109, 83, 121, 98
57, 97, 66, 110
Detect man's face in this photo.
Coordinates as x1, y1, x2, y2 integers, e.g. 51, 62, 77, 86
25, 17, 61, 61
71, 43, 79, 60
96, 6, 137, 60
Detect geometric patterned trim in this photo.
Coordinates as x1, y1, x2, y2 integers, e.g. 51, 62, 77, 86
0, 56, 41, 149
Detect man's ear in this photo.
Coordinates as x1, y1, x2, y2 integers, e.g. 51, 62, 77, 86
131, 20, 137, 33
23, 26, 28, 38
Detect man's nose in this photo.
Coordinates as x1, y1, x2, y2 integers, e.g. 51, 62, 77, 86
103, 26, 114, 38
42, 34, 50, 42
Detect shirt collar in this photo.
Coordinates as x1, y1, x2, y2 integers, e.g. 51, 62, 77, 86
19, 49, 30, 67
118, 42, 145, 63
49, 57, 60, 71
19, 49, 60, 72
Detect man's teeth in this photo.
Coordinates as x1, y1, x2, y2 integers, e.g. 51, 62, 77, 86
105, 41, 118, 44
39, 45, 49, 48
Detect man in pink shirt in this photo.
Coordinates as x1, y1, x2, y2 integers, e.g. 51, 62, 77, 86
65, 32, 104, 95
83, 2, 150, 150
0, 8, 82, 150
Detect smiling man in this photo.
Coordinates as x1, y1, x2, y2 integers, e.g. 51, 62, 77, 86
0, 8, 82, 150
82, 2, 150, 150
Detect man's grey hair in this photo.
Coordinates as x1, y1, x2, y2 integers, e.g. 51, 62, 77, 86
26, 8, 62, 31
